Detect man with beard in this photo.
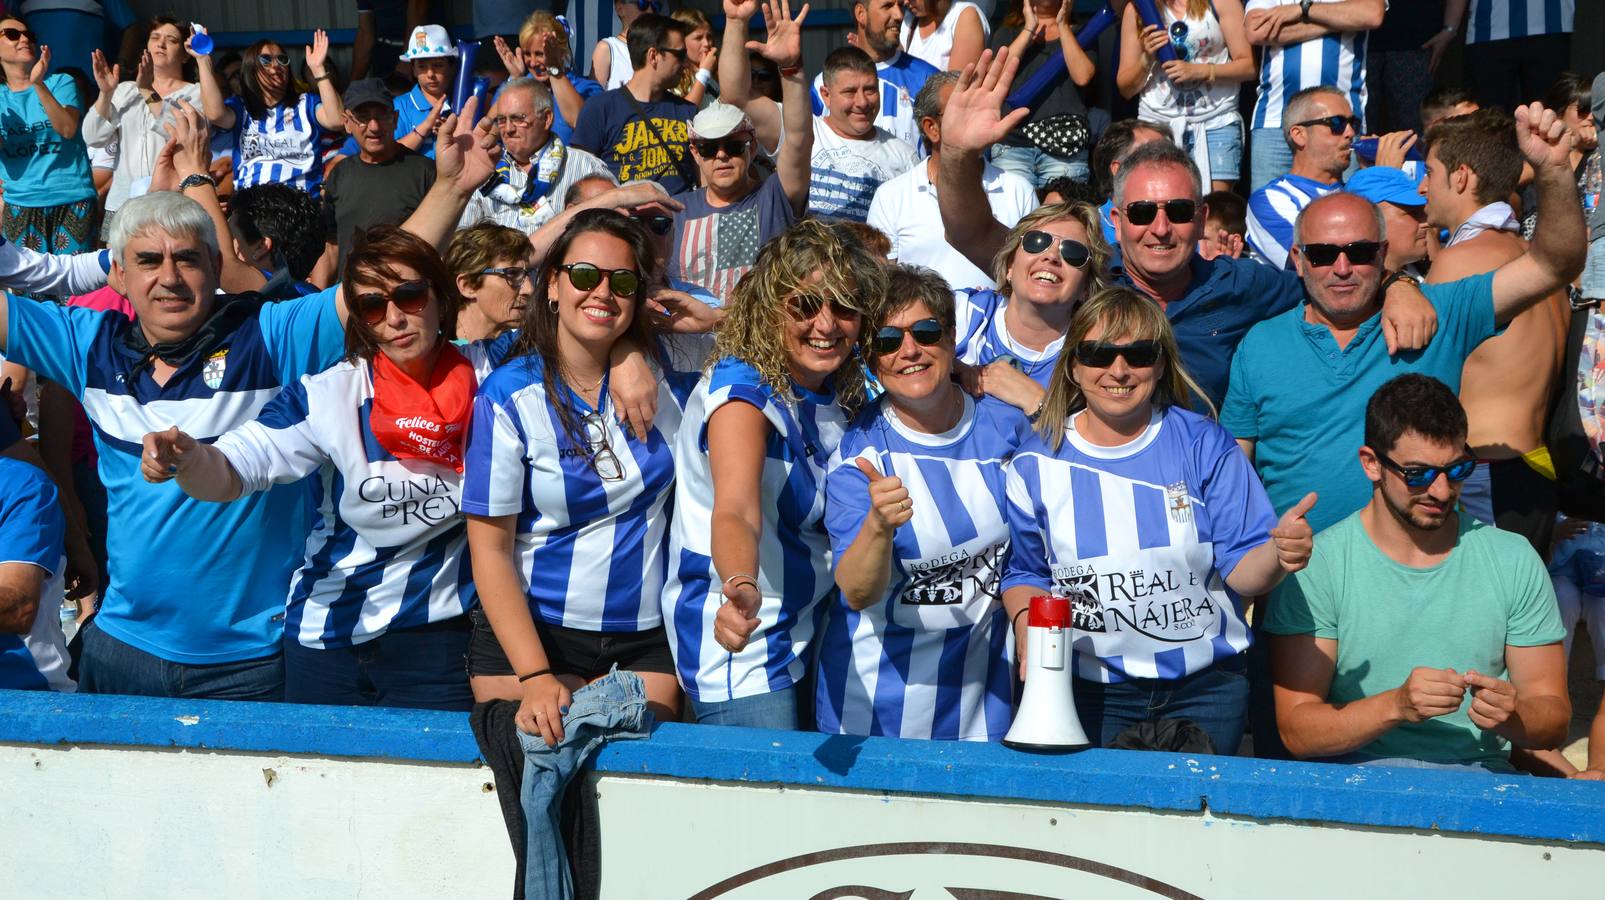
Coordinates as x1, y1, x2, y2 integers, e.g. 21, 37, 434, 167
1247, 86, 1356, 270
808, 0, 938, 148
1266, 373, 1568, 773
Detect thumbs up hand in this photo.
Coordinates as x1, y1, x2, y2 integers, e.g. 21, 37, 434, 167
1271, 492, 1317, 573
857, 456, 913, 536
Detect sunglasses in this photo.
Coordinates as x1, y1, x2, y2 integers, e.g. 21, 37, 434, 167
558, 262, 641, 297
656, 45, 687, 61
1073, 340, 1162, 368
257, 53, 291, 67
0, 27, 37, 43
1020, 230, 1091, 268
633, 213, 673, 235
1376, 449, 1477, 488
481, 266, 529, 285
787, 293, 861, 321
1123, 199, 1197, 226
354, 279, 431, 324
1168, 20, 1191, 61
869, 317, 944, 355
1298, 241, 1382, 267
1294, 114, 1361, 135
693, 136, 751, 158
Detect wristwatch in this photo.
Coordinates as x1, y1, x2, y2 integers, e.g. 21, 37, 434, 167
1381, 270, 1420, 293
1299, 0, 1315, 21
178, 173, 217, 191
546, 66, 567, 77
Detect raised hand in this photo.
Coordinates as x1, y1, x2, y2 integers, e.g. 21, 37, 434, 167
1514, 101, 1572, 172
433, 95, 500, 193
27, 45, 50, 85
90, 49, 119, 95
305, 28, 330, 77
1021, 1, 1040, 38
1271, 492, 1316, 572
1394, 666, 1466, 724
942, 48, 1030, 155
493, 35, 526, 77
715, 577, 762, 652
135, 49, 155, 92
746, 0, 809, 69
856, 457, 913, 535
724, 0, 761, 22
185, 26, 209, 59
166, 98, 213, 178
149, 134, 179, 192
1372, 130, 1418, 171
141, 426, 198, 483
700, 44, 720, 73
1463, 670, 1519, 733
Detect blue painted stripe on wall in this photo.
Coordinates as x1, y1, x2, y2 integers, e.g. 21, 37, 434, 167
2, 690, 1601, 846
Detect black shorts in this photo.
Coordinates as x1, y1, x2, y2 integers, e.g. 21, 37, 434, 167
466, 606, 676, 680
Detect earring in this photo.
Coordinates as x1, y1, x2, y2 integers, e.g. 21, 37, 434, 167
549, 299, 559, 313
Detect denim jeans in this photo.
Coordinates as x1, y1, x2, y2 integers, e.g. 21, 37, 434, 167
688, 684, 799, 729
282, 616, 472, 711
988, 143, 1091, 190
518, 666, 652, 900
76, 618, 285, 701
1248, 127, 1294, 193
1583, 235, 1605, 300
1184, 123, 1244, 184
1073, 655, 1250, 755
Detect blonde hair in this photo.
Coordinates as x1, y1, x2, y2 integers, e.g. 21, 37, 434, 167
518, 11, 564, 51
712, 220, 887, 415
671, 8, 713, 96
990, 201, 1110, 299
1034, 286, 1214, 448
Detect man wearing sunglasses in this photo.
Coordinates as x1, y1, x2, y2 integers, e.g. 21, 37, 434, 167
1223, 101, 1588, 536
1246, 86, 1357, 270
668, 0, 814, 304
1266, 374, 1569, 774
571, 14, 699, 195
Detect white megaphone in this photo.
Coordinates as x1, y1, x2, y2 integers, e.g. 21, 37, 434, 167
1004, 594, 1091, 752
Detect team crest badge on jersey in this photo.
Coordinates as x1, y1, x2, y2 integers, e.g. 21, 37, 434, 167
1165, 481, 1192, 524
202, 350, 228, 390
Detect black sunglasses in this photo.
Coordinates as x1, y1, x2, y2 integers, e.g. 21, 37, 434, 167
1376, 448, 1478, 488
1074, 340, 1162, 368
481, 266, 529, 285
693, 136, 750, 159
633, 213, 673, 235
1123, 199, 1197, 226
788, 293, 860, 321
558, 262, 641, 297
1298, 241, 1382, 267
0, 27, 37, 43
1020, 230, 1091, 268
354, 279, 431, 324
870, 317, 944, 355
1294, 114, 1361, 135
257, 53, 291, 67
656, 45, 687, 61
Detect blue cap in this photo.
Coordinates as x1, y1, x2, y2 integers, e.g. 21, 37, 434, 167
1346, 166, 1425, 208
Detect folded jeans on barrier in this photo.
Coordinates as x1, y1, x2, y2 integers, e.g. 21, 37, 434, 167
517, 666, 652, 900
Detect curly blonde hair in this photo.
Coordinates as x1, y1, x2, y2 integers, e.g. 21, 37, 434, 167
712, 219, 887, 414
990, 201, 1111, 299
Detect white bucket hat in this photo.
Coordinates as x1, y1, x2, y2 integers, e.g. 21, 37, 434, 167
400, 24, 455, 61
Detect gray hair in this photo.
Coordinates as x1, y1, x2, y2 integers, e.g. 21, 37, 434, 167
108, 191, 220, 267
913, 70, 961, 128
499, 75, 554, 118
1112, 140, 1203, 205
1282, 85, 1347, 151
1292, 192, 1386, 247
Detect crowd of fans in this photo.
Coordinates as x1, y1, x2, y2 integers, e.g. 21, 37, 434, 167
0, 0, 1601, 802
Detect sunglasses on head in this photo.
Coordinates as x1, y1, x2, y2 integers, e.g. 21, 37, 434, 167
693, 136, 750, 158
354, 279, 431, 324
633, 213, 673, 235
257, 52, 291, 67
1073, 340, 1162, 368
1376, 448, 1478, 488
1123, 199, 1197, 226
1294, 114, 1361, 135
558, 262, 641, 297
0, 27, 36, 43
870, 317, 944, 355
481, 266, 529, 285
787, 293, 860, 321
1298, 241, 1382, 267
1020, 230, 1091, 268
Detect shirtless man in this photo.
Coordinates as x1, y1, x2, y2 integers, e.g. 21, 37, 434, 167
1422, 108, 1568, 556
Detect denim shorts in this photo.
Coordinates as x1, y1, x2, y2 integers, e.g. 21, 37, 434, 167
1583, 234, 1605, 300
1186, 123, 1243, 182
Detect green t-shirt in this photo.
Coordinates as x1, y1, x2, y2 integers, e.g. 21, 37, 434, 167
1264, 510, 1565, 770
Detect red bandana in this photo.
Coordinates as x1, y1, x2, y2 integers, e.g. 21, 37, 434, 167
369, 343, 476, 472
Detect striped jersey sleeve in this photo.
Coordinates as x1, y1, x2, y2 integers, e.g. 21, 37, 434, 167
213, 377, 327, 494
1246, 175, 1340, 270
1246, 0, 1370, 130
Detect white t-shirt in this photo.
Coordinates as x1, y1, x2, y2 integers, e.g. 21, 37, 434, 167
601, 36, 633, 90
899, 1, 990, 71
867, 158, 1036, 293
808, 117, 919, 223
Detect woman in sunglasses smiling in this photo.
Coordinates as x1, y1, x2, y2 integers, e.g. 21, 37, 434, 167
464, 209, 698, 746
1002, 287, 1313, 754
819, 265, 1027, 741
663, 220, 885, 729
194, 31, 347, 199
140, 227, 519, 711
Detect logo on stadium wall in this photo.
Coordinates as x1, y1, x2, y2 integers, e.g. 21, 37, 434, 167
202, 350, 228, 390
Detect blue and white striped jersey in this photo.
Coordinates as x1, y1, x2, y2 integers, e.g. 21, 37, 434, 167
810, 50, 941, 149
954, 288, 1064, 388
462, 351, 697, 632
662, 357, 849, 703
2, 289, 346, 663
1245, 0, 1370, 130
817, 394, 1028, 741
0, 458, 69, 691
213, 335, 516, 650
1467, 0, 1574, 44
1002, 406, 1274, 683
226, 93, 328, 198
1246, 173, 1341, 270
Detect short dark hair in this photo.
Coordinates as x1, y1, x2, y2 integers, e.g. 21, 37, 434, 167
626, 13, 687, 69
1364, 374, 1468, 457
1091, 119, 1167, 200
1426, 108, 1522, 206
1038, 175, 1098, 205
1111, 138, 1201, 205
229, 182, 327, 281
1203, 190, 1246, 236
1420, 85, 1475, 126
341, 225, 462, 360
822, 46, 877, 89
866, 264, 955, 375
1544, 72, 1593, 120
